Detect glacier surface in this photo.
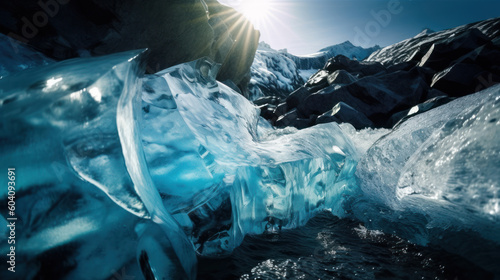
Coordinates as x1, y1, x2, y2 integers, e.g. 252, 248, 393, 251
0, 50, 196, 280
1, 34, 499, 278
352, 84, 500, 273
141, 58, 359, 258
0, 47, 359, 279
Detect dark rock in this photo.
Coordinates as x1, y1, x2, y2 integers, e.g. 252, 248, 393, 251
286, 86, 312, 110
275, 109, 316, 129
367, 17, 500, 66
316, 102, 373, 129
389, 96, 456, 127
426, 88, 449, 100
253, 96, 281, 107
324, 55, 386, 77
357, 62, 387, 77
306, 70, 329, 88
327, 70, 358, 85
474, 72, 500, 93
493, 37, 500, 48
292, 118, 315, 129
419, 28, 491, 71
387, 61, 417, 73
409, 65, 437, 86
0, 0, 259, 95
430, 63, 490, 96
273, 102, 288, 117
276, 109, 299, 127
453, 44, 500, 73
298, 70, 429, 127
258, 105, 277, 121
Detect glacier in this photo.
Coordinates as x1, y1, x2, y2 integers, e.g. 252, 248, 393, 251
1, 37, 500, 279
0, 48, 359, 279
352, 84, 500, 274
141, 57, 359, 258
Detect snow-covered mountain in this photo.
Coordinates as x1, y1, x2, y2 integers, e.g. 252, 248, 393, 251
249, 41, 380, 100
285, 41, 381, 69
248, 42, 306, 100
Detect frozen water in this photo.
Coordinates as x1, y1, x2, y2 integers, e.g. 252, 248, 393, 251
2, 33, 499, 278
0, 34, 53, 78
0, 48, 359, 279
142, 58, 359, 257
0, 50, 196, 279
353, 84, 500, 272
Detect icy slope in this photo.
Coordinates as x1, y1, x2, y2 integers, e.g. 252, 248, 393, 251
249, 42, 305, 99
352, 84, 500, 273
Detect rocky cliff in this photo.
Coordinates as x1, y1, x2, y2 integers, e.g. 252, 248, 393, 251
0, 0, 259, 96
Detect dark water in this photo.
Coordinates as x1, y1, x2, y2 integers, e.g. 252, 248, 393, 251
198, 212, 493, 280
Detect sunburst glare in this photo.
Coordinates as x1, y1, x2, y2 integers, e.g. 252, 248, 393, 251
238, 0, 273, 29
221, 0, 286, 31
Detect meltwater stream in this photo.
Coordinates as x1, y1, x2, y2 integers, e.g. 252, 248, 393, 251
198, 212, 493, 280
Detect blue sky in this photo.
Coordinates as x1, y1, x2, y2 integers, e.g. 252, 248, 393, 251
219, 0, 500, 55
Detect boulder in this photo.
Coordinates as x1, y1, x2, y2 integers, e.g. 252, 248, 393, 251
454, 44, 500, 73
306, 70, 330, 88
426, 88, 449, 100
285, 86, 312, 110
298, 69, 429, 127
327, 70, 358, 85
419, 28, 491, 71
253, 96, 281, 107
316, 102, 373, 129
258, 104, 277, 121
430, 63, 492, 96
275, 109, 315, 129
273, 102, 288, 117
324, 55, 386, 77
386, 61, 417, 73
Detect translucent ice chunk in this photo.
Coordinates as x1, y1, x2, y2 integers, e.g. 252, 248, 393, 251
0, 50, 196, 279
0, 33, 53, 78
0, 50, 149, 218
144, 58, 359, 257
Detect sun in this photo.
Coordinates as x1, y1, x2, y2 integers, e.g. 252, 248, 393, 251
237, 0, 274, 29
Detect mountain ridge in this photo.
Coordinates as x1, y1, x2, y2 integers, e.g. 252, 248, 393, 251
249, 41, 381, 99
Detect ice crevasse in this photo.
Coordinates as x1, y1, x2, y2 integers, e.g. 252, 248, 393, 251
0, 49, 359, 280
